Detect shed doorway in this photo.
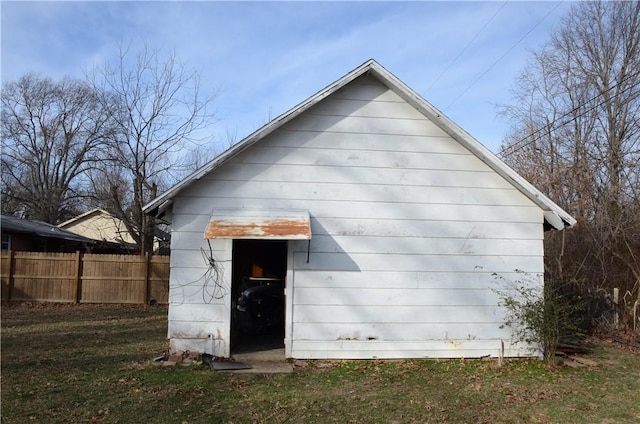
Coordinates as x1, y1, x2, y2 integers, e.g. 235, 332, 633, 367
230, 239, 287, 356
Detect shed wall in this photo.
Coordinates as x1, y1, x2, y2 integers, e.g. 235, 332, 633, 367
168, 75, 544, 358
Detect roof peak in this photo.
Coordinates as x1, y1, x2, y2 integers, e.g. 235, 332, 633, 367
143, 60, 575, 229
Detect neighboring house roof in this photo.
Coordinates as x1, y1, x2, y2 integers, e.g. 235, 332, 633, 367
57, 208, 111, 227
58, 208, 134, 245
1, 214, 97, 244
59, 208, 170, 245
144, 59, 576, 230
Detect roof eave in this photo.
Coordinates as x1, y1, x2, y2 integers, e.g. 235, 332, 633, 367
144, 59, 576, 231
58, 208, 110, 227
144, 59, 379, 217
368, 63, 576, 230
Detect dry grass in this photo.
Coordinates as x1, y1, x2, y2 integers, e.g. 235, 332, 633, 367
2, 302, 639, 423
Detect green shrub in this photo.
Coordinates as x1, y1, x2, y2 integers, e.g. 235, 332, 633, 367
494, 273, 586, 365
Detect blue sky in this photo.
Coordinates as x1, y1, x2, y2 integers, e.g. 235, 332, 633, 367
1, 1, 572, 154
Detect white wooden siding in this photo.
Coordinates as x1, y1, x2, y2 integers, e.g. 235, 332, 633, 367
265, 131, 471, 154
292, 287, 509, 308
174, 200, 541, 223
289, 340, 533, 360
167, 75, 544, 359
292, 269, 531, 290
213, 148, 488, 175
213, 163, 510, 190
166, 230, 232, 356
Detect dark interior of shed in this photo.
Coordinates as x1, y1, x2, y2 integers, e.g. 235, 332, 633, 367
230, 239, 287, 354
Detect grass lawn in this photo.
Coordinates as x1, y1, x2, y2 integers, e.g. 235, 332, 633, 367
1, 303, 639, 424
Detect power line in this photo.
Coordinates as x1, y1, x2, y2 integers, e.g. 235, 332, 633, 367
424, 1, 508, 94
443, 1, 564, 111
500, 68, 640, 158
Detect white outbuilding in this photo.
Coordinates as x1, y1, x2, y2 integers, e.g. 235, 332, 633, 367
144, 60, 575, 360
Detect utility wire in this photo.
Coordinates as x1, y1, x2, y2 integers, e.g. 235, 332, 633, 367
500, 68, 640, 158
424, 1, 508, 94
443, 1, 564, 111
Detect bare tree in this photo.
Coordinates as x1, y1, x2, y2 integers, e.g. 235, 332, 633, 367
1, 74, 111, 223
88, 45, 216, 254
172, 126, 239, 181
499, 1, 640, 324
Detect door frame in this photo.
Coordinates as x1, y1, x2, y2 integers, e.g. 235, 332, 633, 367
227, 239, 291, 357
284, 244, 294, 358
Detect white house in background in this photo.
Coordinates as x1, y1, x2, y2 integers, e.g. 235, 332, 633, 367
143, 59, 575, 360
59, 208, 136, 246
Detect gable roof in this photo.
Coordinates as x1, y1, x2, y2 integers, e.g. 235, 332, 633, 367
144, 59, 576, 230
58, 208, 171, 243
57, 208, 112, 228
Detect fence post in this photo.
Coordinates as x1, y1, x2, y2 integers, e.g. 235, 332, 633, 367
7, 250, 15, 302
144, 253, 151, 305
73, 251, 83, 303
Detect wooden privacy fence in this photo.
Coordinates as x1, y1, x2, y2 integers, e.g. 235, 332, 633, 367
1, 251, 169, 304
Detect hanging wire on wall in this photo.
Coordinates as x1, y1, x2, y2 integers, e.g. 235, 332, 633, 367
200, 240, 227, 303
171, 239, 228, 305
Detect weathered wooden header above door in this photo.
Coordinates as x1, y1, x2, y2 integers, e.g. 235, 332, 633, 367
204, 209, 312, 240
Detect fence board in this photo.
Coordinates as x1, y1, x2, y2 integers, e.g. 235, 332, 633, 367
81, 254, 145, 304
10, 252, 77, 302
0, 251, 169, 304
149, 256, 170, 304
